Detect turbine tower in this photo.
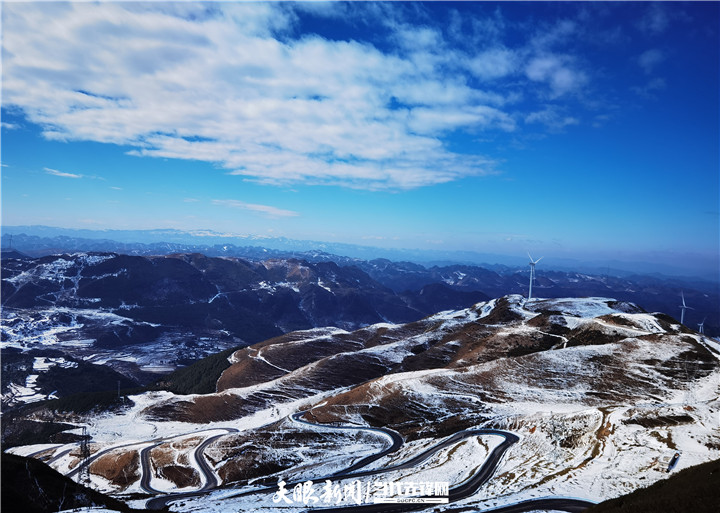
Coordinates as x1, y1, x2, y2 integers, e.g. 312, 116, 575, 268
679, 291, 693, 325
698, 317, 706, 335
527, 252, 543, 301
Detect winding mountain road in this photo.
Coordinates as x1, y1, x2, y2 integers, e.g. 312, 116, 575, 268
26, 445, 74, 465
139, 442, 164, 493
145, 412, 402, 510
67, 438, 159, 479
142, 411, 594, 513
294, 423, 521, 513
291, 411, 404, 477
195, 431, 235, 490
139, 430, 233, 495
58, 426, 238, 493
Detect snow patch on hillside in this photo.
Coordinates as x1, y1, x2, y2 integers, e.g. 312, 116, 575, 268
528, 297, 618, 318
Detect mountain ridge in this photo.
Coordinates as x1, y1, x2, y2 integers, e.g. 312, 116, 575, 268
3, 247, 718, 415
3, 225, 717, 280
0, 251, 488, 410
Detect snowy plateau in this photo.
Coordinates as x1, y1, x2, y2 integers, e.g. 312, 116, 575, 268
5, 294, 719, 513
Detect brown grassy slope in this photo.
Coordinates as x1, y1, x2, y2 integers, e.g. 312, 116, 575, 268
89, 449, 140, 491
304, 327, 717, 438
302, 375, 492, 441
215, 322, 431, 391
152, 299, 717, 427
205, 421, 382, 485
149, 437, 202, 488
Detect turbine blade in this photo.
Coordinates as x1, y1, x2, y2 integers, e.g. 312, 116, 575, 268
527, 252, 533, 261
536, 257, 543, 263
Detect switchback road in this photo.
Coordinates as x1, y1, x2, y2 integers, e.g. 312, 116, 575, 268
145, 411, 402, 510
142, 411, 594, 513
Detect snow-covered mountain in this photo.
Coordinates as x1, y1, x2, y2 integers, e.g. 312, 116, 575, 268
7, 295, 719, 512
1, 252, 486, 408
4, 234, 718, 336
4, 226, 717, 280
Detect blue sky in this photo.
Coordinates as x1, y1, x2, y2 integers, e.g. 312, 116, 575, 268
1, 2, 718, 275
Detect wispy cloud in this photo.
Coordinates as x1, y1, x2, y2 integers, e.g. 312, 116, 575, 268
638, 49, 664, 74
632, 77, 666, 99
212, 199, 299, 219
362, 235, 400, 241
525, 106, 579, 131
525, 55, 587, 98
467, 47, 519, 80
2, 3, 642, 190
44, 167, 82, 178
637, 4, 669, 34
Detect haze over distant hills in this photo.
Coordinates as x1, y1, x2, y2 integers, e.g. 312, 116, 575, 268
2, 225, 717, 280
2, 225, 718, 338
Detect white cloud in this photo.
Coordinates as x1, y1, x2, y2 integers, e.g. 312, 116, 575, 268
531, 19, 579, 50
2, 3, 604, 190
44, 167, 82, 178
212, 199, 299, 219
394, 25, 444, 52
632, 77, 667, 99
525, 55, 587, 97
362, 235, 399, 241
638, 49, 664, 74
525, 107, 579, 131
408, 105, 516, 134
467, 47, 518, 80
638, 4, 669, 34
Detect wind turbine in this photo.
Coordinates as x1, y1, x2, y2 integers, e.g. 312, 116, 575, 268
698, 317, 706, 335
679, 291, 693, 325
527, 252, 543, 301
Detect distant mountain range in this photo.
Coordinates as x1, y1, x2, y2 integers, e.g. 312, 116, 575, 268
2, 224, 719, 416
0, 251, 488, 409
2, 247, 718, 412
2, 225, 717, 279
2, 232, 718, 336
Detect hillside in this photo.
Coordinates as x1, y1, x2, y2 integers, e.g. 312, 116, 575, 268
6, 295, 719, 512
1, 452, 148, 513
1, 252, 487, 410
586, 458, 720, 513
2, 249, 717, 415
